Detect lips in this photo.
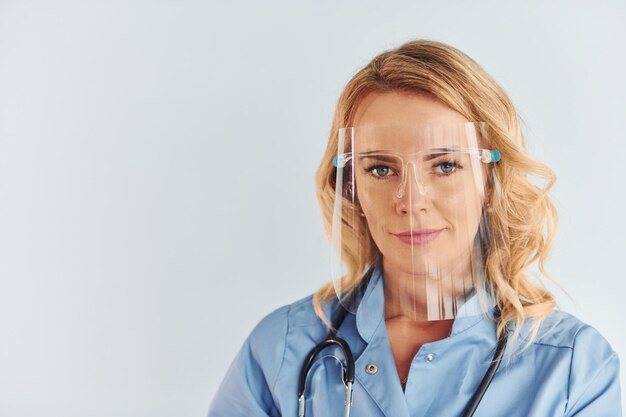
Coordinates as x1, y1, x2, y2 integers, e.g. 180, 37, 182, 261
393, 229, 443, 245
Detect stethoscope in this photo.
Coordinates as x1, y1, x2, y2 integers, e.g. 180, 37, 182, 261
297, 269, 508, 417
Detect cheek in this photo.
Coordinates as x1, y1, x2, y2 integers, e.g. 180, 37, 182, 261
438, 193, 484, 234
357, 195, 394, 244
357, 188, 389, 221
361, 202, 388, 236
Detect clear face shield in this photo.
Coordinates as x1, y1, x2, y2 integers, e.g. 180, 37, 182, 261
331, 123, 500, 321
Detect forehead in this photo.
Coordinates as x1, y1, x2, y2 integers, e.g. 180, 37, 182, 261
349, 125, 478, 152
350, 91, 474, 153
352, 91, 469, 127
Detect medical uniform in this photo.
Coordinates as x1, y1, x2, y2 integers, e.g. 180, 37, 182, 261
208, 264, 622, 417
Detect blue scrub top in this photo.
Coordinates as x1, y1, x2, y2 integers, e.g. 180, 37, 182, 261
209, 264, 622, 417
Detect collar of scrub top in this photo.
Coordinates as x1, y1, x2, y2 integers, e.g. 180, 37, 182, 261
301, 263, 505, 417
354, 261, 498, 344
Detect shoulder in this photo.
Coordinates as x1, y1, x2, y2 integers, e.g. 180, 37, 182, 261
249, 294, 329, 339
209, 295, 331, 417
516, 310, 621, 415
523, 310, 616, 354
246, 294, 332, 373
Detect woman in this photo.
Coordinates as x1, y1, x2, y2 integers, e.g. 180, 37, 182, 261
208, 40, 622, 417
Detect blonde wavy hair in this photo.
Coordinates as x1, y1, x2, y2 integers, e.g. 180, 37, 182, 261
314, 39, 558, 347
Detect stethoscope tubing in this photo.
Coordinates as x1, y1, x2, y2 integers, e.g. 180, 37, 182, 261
460, 330, 507, 417
298, 305, 354, 417
298, 335, 355, 417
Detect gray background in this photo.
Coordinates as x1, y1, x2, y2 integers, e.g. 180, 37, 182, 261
0, 0, 624, 416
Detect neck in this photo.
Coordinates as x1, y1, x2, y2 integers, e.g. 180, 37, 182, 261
381, 256, 474, 321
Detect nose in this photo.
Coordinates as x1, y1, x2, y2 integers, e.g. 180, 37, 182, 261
395, 163, 429, 215
396, 162, 427, 199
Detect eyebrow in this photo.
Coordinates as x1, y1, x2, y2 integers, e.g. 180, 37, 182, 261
423, 148, 463, 161
357, 154, 400, 164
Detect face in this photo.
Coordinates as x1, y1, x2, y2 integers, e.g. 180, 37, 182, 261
350, 91, 487, 279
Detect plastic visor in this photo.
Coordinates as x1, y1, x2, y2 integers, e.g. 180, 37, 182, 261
331, 123, 500, 321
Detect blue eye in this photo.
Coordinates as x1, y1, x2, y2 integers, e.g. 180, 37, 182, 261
373, 166, 390, 176
435, 161, 458, 174
368, 165, 396, 178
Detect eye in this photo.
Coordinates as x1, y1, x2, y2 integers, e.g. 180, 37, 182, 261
367, 165, 395, 178
434, 161, 458, 175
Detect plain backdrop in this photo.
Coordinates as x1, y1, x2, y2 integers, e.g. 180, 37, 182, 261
0, 1, 625, 416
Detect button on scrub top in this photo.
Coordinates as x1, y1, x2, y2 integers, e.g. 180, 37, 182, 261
208, 264, 622, 417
